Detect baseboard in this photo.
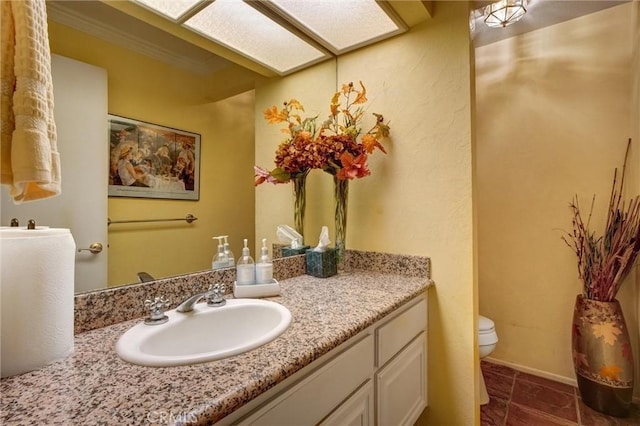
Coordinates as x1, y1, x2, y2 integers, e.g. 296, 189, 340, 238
483, 357, 640, 404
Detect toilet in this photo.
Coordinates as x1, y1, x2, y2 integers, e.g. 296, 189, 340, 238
478, 315, 498, 405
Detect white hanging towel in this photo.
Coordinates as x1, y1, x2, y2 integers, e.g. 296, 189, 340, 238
0, 0, 61, 204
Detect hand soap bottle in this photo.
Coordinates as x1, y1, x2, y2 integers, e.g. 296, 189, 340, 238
236, 238, 256, 285
211, 236, 228, 270
255, 238, 273, 284
222, 235, 235, 267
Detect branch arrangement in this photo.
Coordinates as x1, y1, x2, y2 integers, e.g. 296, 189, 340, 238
563, 139, 640, 302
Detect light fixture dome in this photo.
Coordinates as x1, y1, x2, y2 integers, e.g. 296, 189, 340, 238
484, 0, 528, 28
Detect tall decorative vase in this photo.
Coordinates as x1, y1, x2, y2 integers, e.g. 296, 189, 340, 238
571, 294, 634, 417
333, 176, 349, 272
292, 171, 309, 239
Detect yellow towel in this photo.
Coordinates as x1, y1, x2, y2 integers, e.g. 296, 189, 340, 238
1, 0, 60, 204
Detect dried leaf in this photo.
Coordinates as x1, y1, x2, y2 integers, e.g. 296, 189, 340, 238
287, 99, 304, 111
264, 106, 287, 124
353, 81, 368, 104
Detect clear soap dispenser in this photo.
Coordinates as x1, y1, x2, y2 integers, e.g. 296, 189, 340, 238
236, 238, 256, 285
211, 236, 228, 270
222, 235, 235, 267
255, 238, 273, 284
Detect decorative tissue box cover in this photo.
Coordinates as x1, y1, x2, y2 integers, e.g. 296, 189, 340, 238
305, 248, 337, 278
282, 245, 310, 257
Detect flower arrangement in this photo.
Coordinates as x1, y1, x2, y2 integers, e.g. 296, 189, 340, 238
316, 81, 390, 180
254, 99, 319, 185
255, 81, 390, 255
254, 81, 390, 186
562, 139, 640, 302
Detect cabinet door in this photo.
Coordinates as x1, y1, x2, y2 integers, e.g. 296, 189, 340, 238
376, 332, 427, 426
321, 380, 374, 426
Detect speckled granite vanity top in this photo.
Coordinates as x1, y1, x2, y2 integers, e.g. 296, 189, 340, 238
1, 252, 431, 425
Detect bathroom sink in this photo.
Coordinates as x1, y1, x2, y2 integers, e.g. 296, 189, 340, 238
115, 298, 291, 367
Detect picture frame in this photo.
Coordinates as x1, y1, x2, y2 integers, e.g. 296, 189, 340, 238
108, 114, 200, 201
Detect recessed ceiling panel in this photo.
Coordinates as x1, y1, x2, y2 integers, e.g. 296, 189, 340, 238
268, 0, 403, 53
184, 0, 328, 74
133, 0, 203, 20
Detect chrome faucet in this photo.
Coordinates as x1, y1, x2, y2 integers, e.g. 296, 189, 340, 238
176, 284, 226, 313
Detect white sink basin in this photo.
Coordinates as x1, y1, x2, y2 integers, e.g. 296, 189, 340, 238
116, 298, 291, 367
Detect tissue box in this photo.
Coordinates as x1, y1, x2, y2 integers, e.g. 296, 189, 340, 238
282, 245, 310, 257
305, 248, 337, 278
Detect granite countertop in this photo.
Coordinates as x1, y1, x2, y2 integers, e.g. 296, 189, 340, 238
1, 271, 430, 425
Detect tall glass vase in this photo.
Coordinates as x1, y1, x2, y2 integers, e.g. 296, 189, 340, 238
292, 171, 309, 239
334, 176, 349, 272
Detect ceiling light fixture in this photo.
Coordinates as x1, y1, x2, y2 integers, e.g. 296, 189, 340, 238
484, 0, 528, 28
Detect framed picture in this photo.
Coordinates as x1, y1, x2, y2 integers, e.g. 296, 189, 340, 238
108, 115, 200, 201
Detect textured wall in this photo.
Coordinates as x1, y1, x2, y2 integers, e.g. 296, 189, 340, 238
256, 2, 477, 423
476, 3, 639, 399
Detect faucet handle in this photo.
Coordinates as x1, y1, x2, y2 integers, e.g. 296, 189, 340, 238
144, 296, 170, 325
207, 283, 226, 307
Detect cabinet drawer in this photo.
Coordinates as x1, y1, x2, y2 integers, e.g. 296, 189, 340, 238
376, 297, 427, 367
376, 332, 427, 426
241, 334, 374, 425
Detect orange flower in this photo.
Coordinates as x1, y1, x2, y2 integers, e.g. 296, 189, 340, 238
336, 152, 370, 180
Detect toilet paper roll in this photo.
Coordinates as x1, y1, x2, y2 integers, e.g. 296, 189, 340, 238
1, 227, 75, 378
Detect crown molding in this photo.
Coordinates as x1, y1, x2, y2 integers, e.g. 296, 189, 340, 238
47, 1, 225, 75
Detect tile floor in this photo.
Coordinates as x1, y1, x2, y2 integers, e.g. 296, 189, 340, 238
480, 361, 640, 425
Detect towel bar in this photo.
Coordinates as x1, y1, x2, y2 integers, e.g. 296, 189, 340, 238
107, 214, 198, 226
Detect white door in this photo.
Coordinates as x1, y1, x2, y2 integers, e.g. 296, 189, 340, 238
1, 54, 108, 293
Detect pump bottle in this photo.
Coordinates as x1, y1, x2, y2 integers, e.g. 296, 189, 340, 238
222, 236, 235, 267
211, 236, 228, 270
236, 238, 256, 285
255, 238, 273, 284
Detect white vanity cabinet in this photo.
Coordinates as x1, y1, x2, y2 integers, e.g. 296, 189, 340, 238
233, 293, 427, 426
376, 295, 428, 426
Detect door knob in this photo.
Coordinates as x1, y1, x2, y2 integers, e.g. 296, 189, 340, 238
78, 242, 103, 254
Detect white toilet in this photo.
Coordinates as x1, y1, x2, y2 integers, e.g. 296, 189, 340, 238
478, 315, 498, 405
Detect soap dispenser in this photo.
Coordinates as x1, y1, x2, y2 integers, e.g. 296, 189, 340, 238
211, 236, 228, 270
222, 235, 235, 267
236, 238, 256, 285
255, 238, 273, 284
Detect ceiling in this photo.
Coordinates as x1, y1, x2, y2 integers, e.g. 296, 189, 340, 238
47, 1, 631, 87
47, 1, 235, 76
471, 0, 630, 47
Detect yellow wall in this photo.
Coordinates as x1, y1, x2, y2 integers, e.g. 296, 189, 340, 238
633, 1, 640, 363
255, 60, 337, 250
256, 2, 477, 423
476, 3, 639, 400
48, 22, 255, 287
